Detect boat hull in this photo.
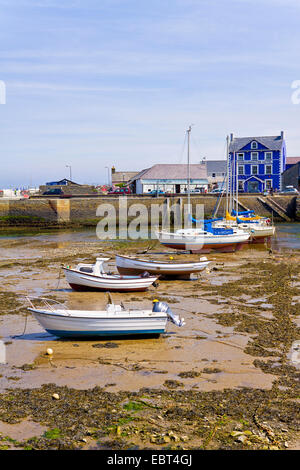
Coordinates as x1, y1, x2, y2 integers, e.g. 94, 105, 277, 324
156, 231, 250, 254
30, 308, 168, 338
115, 255, 210, 279
249, 235, 272, 244
158, 241, 245, 254
214, 220, 275, 244
64, 268, 157, 292
249, 227, 275, 244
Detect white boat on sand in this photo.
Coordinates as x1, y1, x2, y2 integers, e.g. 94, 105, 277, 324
116, 254, 210, 279
27, 298, 185, 338
63, 258, 158, 292
156, 227, 250, 254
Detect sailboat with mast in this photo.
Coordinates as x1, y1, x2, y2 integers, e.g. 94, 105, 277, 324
213, 136, 276, 243
155, 127, 250, 253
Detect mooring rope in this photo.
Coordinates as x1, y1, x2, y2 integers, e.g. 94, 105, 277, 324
56, 266, 64, 289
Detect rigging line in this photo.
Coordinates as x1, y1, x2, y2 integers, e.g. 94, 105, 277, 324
21, 312, 28, 336
190, 134, 206, 164
212, 177, 226, 218
177, 131, 188, 164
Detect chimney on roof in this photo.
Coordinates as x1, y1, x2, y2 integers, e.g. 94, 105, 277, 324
230, 133, 234, 142
281, 131, 284, 139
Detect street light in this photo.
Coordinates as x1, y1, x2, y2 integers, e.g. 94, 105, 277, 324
66, 165, 72, 181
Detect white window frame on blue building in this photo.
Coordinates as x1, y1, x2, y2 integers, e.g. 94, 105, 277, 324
237, 153, 244, 161
251, 141, 258, 150
238, 165, 244, 175
251, 152, 259, 161
251, 165, 258, 175
265, 152, 272, 161
265, 164, 272, 175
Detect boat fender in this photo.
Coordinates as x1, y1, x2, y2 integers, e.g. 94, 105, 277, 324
152, 300, 185, 327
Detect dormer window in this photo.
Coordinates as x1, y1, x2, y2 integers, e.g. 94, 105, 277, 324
251, 141, 258, 149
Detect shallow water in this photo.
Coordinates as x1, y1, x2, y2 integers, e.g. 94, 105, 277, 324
272, 223, 300, 250
0, 222, 299, 249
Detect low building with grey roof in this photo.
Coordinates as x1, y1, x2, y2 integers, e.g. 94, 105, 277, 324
205, 160, 227, 189
129, 163, 208, 194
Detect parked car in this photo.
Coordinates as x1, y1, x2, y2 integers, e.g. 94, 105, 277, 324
42, 188, 71, 197
108, 187, 131, 195
190, 188, 202, 193
210, 188, 225, 194
148, 189, 165, 195
42, 188, 72, 198
281, 186, 299, 194
43, 188, 64, 195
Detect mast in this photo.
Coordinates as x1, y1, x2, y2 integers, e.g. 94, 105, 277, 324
229, 150, 233, 215
226, 135, 230, 215
235, 150, 239, 215
187, 125, 192, 224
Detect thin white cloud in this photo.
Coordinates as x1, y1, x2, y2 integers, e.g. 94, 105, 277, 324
9, 81, 166, 93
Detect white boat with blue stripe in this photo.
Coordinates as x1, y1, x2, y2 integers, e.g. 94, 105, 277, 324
27, 297, 185, 338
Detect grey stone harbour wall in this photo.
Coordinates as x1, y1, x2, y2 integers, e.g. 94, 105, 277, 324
0, 195, 298, 227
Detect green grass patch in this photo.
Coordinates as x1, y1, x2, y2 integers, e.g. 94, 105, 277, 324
117, 416, 133, 425
123, 401, 145, 412
43, 428, 62, 440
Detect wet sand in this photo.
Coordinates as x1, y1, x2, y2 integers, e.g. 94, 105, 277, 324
0, 231, 299, 450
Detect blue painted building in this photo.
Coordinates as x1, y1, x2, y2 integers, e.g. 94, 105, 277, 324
229, 132, 286, 193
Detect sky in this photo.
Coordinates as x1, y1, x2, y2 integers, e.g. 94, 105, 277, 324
1, 0, 300, 187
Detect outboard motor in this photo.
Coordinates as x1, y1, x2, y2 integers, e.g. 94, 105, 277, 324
141, 271, 150, 278
152, 300, 185, 327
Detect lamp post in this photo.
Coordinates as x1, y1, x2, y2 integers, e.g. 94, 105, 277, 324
66, 165, 72, 181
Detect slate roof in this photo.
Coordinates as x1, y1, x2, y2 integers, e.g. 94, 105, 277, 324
206, 160, 227, 175
129, 164, 207, 182
229, 135, 284, 152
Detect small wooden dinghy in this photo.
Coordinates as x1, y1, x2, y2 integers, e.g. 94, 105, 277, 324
63, 258, 158, 292
27, 297, 185, 338
116, 254, 210, 279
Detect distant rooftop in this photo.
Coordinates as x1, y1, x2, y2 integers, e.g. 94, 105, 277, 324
286, 157, 300, 165
45, 178, 80, 186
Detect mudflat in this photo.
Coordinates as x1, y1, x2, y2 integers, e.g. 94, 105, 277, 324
0, 230, 299, 450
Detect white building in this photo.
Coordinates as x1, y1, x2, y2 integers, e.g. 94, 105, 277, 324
129, 164, 208, 194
